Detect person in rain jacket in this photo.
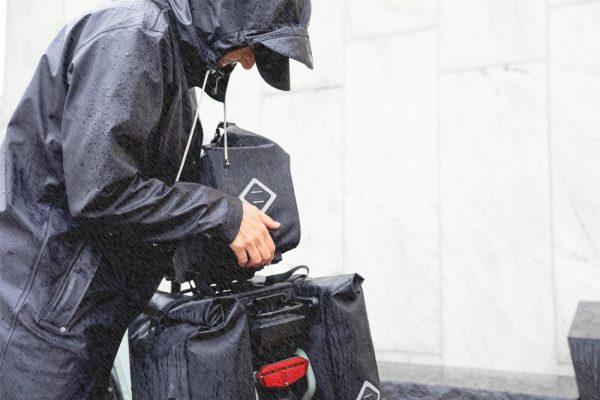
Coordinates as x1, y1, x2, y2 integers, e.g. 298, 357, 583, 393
0, 0, 312, 398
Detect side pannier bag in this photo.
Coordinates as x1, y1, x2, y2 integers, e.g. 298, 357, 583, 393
295, 274, 381, 400
129, 295, 255, 400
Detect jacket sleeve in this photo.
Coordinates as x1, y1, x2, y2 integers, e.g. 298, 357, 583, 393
61, 26, 242, 244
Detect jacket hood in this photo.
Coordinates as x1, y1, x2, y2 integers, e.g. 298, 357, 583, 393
165, 0, 313, 96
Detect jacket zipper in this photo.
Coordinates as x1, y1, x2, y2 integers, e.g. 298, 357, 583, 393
36, 240, 87, 329
0, 205, 55, 370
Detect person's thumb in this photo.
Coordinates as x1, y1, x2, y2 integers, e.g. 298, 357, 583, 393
260, 212, 281, 230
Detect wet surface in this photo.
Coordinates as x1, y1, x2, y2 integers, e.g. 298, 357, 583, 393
379, 362, 577, 400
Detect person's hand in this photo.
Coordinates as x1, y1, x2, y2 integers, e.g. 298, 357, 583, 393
230, 201, 280, 268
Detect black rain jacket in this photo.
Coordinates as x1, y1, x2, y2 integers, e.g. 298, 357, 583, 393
0, 0, 311, 398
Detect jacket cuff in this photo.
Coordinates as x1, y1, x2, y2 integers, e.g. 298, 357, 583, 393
219, 195, 243, 244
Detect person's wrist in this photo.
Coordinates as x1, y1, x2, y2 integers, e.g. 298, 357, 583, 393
220, 195, 243, 244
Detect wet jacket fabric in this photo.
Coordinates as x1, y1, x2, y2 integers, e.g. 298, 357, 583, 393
0, 0, 311, 398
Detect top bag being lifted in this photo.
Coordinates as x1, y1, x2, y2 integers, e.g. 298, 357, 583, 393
173, 122, 301, 285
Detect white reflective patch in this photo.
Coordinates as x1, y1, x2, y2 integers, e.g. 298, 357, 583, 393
356, 381, 380, 400
239, 178, 277, 213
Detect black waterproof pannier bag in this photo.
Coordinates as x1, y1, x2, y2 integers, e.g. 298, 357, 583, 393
173, 122, 301, 284
129, 269, 381, 400
129, 295, 256, 400
295, 274, 381, 400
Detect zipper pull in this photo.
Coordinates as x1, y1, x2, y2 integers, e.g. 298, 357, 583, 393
223, 98, 230, 168
212, 69, 224, 95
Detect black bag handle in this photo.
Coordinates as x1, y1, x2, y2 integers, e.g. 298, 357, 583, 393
264, 265, 309, 286
213, 121, 237, 142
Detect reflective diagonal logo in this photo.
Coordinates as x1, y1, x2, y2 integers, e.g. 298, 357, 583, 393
239, 178, 277, 213
356, 381, 380, 400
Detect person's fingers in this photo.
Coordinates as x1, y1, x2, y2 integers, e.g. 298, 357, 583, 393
246, 246, 262, 268
267, 235, 276, 253
256, 239, 272, 265
241, 48, 255, 69
260, 212, 281, 230
230, 242, 248, 267
263, 231, 276, 256
263, 236, 276, 265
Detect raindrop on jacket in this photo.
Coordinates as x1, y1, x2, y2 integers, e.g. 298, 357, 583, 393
0, 0, 311, 398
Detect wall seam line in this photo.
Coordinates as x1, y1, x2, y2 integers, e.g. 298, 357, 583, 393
436, 0, 444, 364
376, 349, 443, 356
346, 25, 437, 42
262, 84, 343, 97
341, 0, 347, 275
441, 57, 546, 75
550, 0, 600, 9
545, 0, 561, 373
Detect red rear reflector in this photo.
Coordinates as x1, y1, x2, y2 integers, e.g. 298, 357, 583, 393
256, 357, 309, 388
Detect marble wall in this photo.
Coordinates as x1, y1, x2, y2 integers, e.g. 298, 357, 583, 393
1, 0, 600, 377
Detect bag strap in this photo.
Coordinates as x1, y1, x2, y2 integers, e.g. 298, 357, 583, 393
142, 294, 198, 342
264, 265, 310, 286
